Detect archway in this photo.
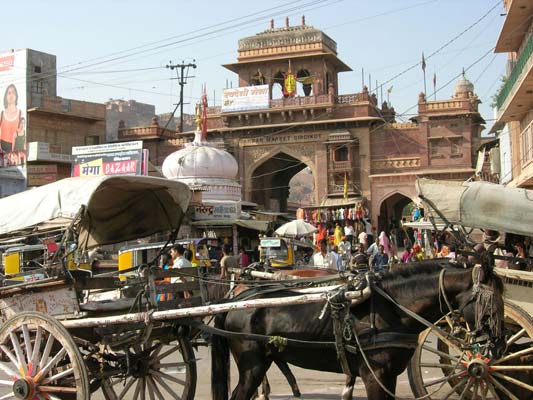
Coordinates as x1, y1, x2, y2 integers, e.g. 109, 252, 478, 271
250, 152, 310, 212
378, 192, 415, 247
288, 166, 314, 207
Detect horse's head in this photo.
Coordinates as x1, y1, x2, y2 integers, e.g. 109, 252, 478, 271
455, 252, 505, 359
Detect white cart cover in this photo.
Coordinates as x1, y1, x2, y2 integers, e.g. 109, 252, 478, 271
0, 176, 191, 249
416, 178, 533, 237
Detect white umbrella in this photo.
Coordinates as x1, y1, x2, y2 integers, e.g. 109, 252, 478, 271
275, 220, 317, 238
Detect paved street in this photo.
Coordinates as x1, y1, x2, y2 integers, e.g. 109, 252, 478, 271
90, 345, 419, 399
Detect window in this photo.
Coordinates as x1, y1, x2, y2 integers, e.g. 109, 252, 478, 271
33, 65, 42, 73
521, 123, 533, 165
31, 79, 44, 94
334, 146, 349, 162
85, 136, 100, 146
429, 139, 440, 157
450, 138, 463, 156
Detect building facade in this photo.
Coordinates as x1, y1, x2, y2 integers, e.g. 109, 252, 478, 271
492, 0, 533, 189
105, 99, 155, 142
117, 19, 484, 232
0, 49, 105, 197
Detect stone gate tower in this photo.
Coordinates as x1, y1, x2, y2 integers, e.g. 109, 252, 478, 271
207, 17, 383, 213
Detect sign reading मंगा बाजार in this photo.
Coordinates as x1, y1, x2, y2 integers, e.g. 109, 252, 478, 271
71, 141, 146, 177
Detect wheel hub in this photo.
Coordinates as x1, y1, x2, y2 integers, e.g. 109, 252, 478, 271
131, 357, 151, 378
12, 378, 35, 400
466, 358, 488, 379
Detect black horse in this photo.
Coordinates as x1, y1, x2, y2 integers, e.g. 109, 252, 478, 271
211, 260, 505, 400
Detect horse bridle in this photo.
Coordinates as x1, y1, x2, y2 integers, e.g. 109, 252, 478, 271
439, 265, 502, 356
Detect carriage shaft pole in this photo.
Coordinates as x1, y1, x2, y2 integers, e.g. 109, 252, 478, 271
61, 287, 370, 329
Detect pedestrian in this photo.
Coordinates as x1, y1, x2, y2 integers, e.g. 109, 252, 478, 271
358, 229, 368, 252
331, 245, 343, 272
334, 223, 343, 247
344, 221, 354, 246
372, 245, 389, 272
378, 231, 392, 257
401, 245, 414, 263
366, 236, 380, 258
157, 252, 173, 302
412, 244, 425, 261
170, 244, 192, 269
351, 245, 369, 270
170, 244, 193, 298
239, 247, 249, 268
312, 239, 336, 269
220, 244, 238, 279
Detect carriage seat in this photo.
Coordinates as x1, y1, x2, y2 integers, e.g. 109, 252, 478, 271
79, 288, 147, 311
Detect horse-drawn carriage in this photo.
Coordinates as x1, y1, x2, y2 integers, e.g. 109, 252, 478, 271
0, 175, 530, 400
405, 178, 533, 399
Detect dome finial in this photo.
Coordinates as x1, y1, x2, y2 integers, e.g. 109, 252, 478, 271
201, 84, 208, 141
195, 102, 201, 131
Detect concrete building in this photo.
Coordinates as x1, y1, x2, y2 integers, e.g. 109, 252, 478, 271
0, 49, 105, 197
492, 0, 533, 188
105, 99, 155, 142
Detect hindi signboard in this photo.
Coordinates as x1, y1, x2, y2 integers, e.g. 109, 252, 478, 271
71, 141, 144, 177
193, 201, 240, 221
27, 165, 58, 186
221, 84, 269, 113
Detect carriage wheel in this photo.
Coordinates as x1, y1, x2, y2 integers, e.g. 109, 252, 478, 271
0, 312, 90, 400
101, 336, 196, 400
408, 301, 533, 399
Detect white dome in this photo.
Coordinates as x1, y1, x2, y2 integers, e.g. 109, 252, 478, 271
162, 132, 238, 180
453, 73, 474, 97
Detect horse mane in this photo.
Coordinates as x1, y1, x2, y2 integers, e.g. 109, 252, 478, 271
380, 259, 455, 282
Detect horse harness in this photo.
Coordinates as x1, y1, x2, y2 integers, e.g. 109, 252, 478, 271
326, 264, 500, 378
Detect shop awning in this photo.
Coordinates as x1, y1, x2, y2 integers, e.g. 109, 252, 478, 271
190, 219, 269, 231
319, 197, 362, 208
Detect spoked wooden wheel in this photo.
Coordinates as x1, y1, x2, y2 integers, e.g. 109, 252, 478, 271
101, 336, 196, 400
0, 312, 90, 400
408, 301, 533, 399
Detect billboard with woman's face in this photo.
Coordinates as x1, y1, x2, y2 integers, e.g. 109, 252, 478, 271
0, 50, 27, 167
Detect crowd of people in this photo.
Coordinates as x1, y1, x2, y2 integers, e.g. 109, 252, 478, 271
302, 216, 533, 273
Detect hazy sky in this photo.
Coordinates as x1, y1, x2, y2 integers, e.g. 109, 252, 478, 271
3, 0, 507, 127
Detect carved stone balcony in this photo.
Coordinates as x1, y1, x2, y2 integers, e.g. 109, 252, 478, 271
372, 157, 421, 172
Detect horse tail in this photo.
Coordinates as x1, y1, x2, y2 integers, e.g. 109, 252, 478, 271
211, 313, 230, 400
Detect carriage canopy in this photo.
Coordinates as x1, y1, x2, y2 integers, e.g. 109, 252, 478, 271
416, 178, 533, 236
0, 175, 192, 249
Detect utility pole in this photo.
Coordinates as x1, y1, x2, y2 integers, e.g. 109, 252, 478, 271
166, 60, 197, 132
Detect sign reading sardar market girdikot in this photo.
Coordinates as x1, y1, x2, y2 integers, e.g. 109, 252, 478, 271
71, 141, 145, 177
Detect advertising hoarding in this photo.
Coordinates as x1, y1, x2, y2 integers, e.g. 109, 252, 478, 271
27, 165, 58, 186
0, 50, 27, 168
71, 141, 144, 177
221, 84, 269, 113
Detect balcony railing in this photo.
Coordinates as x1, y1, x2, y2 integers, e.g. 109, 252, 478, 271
206, 92, 367, 115
496, 32, 533, 110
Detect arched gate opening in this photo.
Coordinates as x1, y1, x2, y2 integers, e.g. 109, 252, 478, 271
251, 152, 312, 213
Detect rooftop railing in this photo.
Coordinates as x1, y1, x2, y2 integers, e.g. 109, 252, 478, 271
496, 32, 533, 110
